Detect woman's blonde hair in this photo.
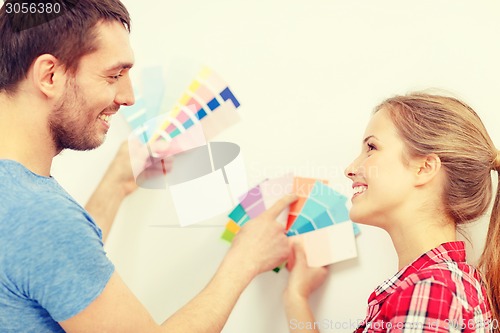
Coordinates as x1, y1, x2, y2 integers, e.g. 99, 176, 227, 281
375, 93, 499, 328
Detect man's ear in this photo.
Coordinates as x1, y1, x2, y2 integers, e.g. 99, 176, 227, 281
30, 54, 66, 99
414, 153, 442, 186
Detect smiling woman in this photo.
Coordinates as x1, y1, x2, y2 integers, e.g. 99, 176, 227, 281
374, 94, 499, 329
284, 92, 499, 333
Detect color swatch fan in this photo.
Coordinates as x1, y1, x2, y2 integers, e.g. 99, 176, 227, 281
121, 66, 242, 181
286, 181, 360, 236
149, 67, 241, 144
222, 173, 295, 242
221, 175, 361, 268
120, 66, 166, 135
120, 67, 248, 227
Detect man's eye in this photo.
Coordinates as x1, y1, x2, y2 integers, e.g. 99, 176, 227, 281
110, 74, 123, 80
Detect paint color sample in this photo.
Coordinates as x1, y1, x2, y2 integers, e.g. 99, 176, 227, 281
122, 98, 147, 134
221, 220, 242, 243
287, 177, 328, 230
246, 202, 266, 219
226, 220, 241, 234
220, 87, 241, 108
121, 66, 165, 136
260, 173, 294, 226
288, 181, 336, 232
197, 102, 241, 141
237, 185, 267, 219
199, 67, 227, 92
142, 67, 165, 117
190, 84, 214, 104
122, 67, 248, 227
221, 229, 236, 242
288, 182, 361, 236
221, 175, 360, 270
150, 67, 241, 143
122, 66, 241, 155
239, 185, 263, 210
228, 204, 246, 223
300, 221, 358, 267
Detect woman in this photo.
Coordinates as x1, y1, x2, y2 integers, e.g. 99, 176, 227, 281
284, 93, 500, 332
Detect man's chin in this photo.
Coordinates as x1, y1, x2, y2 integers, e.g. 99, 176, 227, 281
57, 135, 107, 152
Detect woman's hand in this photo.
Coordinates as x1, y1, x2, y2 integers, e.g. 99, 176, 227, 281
284, 239, 328, 302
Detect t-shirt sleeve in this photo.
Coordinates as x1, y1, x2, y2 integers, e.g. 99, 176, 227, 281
380, 279, 463, 333
5, 201, 114, 322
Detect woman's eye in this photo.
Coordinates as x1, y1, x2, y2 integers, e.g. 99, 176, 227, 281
367, 143, 376, 152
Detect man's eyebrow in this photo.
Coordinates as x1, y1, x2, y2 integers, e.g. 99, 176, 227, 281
104, 62, 134, 72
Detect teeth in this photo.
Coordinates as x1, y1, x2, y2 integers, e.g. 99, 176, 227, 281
353, 186, 367, 195
99, 114, 111, 122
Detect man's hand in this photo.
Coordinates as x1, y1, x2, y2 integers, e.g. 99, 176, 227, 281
85, 140, 173, 241
227, 194, 298, 277
114, 140, 173, 195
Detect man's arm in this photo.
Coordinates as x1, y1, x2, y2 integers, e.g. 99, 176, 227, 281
85, 142, 136, 242
60, 195, 296, 333
85, 142, 170, 242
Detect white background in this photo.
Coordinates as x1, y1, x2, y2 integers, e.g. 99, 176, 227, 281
50, 1, 500, 332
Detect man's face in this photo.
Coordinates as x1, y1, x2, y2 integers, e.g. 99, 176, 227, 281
49, 21, 135, 151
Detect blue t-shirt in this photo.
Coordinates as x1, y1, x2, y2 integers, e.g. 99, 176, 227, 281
0, 160, 115, 332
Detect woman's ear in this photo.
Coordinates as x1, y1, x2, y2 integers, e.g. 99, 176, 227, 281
414, 153, 442, 187
30, 54, 66, 99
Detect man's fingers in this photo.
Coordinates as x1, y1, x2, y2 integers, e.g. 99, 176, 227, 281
265, 194, 298, 219
150, 140, 171, 158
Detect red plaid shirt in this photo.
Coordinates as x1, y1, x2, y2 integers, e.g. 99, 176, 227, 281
355, 242, 492, 333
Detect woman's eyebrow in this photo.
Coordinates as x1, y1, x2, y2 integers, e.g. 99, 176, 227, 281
363, 135, 378, 143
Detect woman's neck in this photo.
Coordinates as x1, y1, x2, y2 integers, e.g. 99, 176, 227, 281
386, 216, 456, 270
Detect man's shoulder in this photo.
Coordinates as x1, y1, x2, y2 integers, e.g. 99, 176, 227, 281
1, 159, 80, 208
0, 160, 100, 243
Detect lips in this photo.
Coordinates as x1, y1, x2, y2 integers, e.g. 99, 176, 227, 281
352, 182, 368, 199
97, 106, 119, 128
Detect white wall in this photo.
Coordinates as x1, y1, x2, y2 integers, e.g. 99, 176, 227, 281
51, 1, 500, 332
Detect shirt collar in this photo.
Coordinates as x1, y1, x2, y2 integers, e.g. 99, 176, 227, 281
368, 241, 466, 306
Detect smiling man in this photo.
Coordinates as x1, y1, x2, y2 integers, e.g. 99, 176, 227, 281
48, 21, 134, 153
0, 1, 294, 332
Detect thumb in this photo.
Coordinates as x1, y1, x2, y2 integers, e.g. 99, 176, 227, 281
287, 239, 307, 270
293, 240, 308, 266
266, 194, 298, 219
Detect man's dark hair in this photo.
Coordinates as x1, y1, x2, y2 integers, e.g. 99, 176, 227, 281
0, 0, 131, 94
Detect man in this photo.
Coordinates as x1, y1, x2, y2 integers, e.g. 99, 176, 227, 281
0, 1, 295, 332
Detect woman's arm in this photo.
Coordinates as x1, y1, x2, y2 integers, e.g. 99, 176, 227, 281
284, 241, 329, 333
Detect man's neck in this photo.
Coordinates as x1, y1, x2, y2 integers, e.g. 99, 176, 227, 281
0, 93, 56, 176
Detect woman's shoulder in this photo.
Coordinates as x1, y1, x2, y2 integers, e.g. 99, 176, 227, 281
391, 260, 488, 311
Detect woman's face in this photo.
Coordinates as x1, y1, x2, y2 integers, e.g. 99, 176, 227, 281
344, 108, 417, 229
